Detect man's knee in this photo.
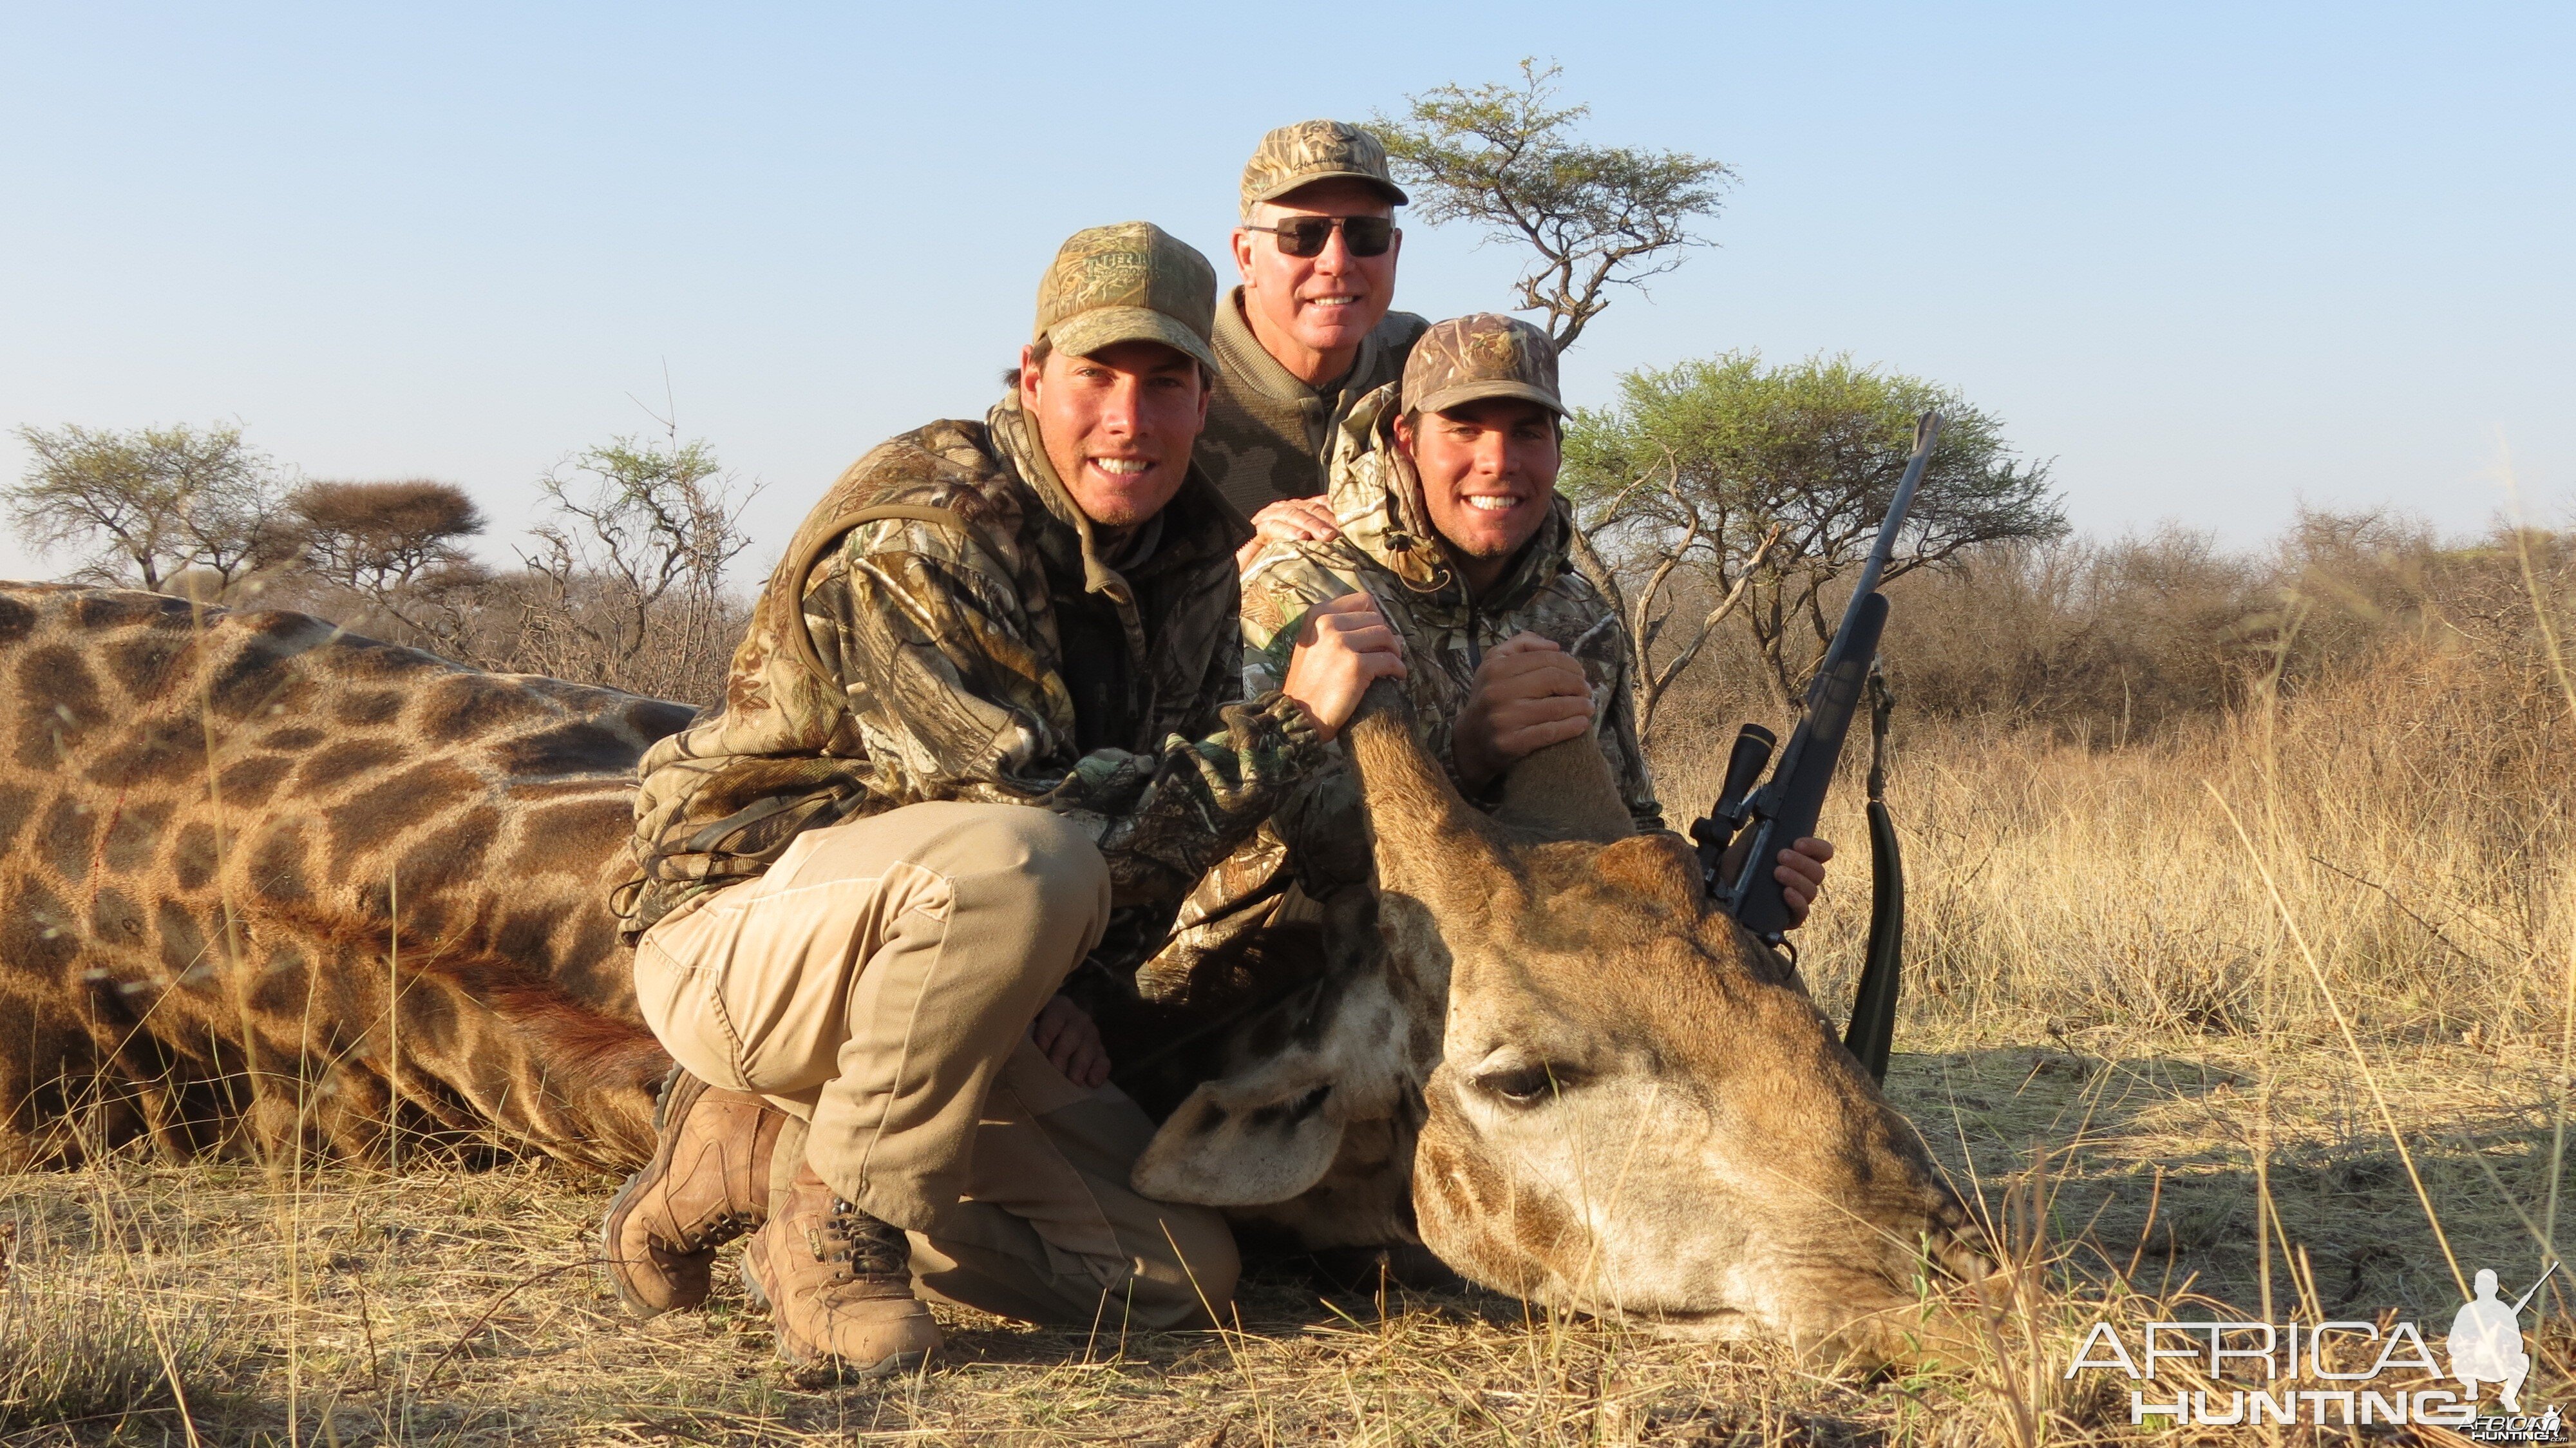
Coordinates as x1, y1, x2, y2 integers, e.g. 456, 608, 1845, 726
936, 805, 1112, 946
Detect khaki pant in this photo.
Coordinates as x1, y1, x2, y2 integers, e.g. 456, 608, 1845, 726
634, 802, 1238, 1329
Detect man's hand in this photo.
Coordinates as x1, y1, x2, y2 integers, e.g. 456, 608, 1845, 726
1281, 590, 1406, 740
1236, 496, 1341, 569
1030, 994, 1110, 1089
1772, 836, 1834, 926
1452, 632, 1595, 790
1716, 834, 1836, 928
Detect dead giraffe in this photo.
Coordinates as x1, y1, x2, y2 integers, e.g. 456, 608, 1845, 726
5, 584, 1982, 1361
0, 584, 681, 1170
1136, 681, 1986, 1361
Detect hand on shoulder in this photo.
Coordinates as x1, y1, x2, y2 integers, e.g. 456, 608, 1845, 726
1238, 496, 1341, 570
1280, 590, 1407, 740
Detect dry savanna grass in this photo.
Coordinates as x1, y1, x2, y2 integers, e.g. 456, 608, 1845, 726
6, 1032, 2568, 1445
6, 545, 2573, 1443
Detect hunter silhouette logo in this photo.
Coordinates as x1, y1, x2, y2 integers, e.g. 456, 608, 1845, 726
2453, 1266, 2553, 1413
2065, 1261, 2563, 1435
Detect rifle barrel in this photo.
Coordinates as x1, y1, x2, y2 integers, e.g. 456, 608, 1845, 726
1822, 411, 1942, 669
1709, 410, 1942, 937
2512, 1260, 2562, 1313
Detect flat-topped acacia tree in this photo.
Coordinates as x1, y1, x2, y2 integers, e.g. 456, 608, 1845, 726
1370, 61, 1731, 354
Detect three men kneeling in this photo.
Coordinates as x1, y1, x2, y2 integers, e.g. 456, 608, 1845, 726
601, 140, 1828, 1376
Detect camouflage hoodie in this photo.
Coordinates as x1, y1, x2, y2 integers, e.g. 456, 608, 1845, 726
1137, 383, 1660, 1002
617, 394, 1325, 962
1242, 383, 1660, 830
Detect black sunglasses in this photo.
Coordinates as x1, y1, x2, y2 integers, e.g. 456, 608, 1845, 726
1244, 214, 1396, 258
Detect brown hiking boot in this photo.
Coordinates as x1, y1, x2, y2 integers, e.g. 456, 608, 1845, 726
741, 1161, 940, 1375
599, 1067, 784, 1319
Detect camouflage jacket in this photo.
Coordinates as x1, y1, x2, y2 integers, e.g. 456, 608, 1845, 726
1135, 385, 1660, 1005
1244, 384, 1661, 832
1194, 287, 1428, 519
616, 394, 1326, 966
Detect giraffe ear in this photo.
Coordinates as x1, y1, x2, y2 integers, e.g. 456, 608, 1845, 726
1131, 968, 1412, 1207
1132, 1067, 1350, 1206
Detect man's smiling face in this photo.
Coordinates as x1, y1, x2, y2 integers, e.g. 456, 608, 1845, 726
1021, 339, 1211, 533
1395, 397, 1560, 582
1232, 179, 1400, 381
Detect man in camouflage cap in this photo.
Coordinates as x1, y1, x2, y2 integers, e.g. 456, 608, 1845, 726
1148, 313, 1831, 1000
1199, 119, 1430, 558
601, 222, 1405, 1375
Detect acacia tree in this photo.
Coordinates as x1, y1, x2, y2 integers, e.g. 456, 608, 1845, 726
1564, 353, 2065, 718
290, 479, 492, 653
506, 432, 756, 700
7, 422, 294, 594
1372, 61, 1731, 350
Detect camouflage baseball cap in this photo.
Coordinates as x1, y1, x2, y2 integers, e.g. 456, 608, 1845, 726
1239, 119, 1408, 218
1033, 222, 1219, 372
1403, 314, 1565, 418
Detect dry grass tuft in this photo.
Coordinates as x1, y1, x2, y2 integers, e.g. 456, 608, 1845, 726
0, 1192, 236, 1440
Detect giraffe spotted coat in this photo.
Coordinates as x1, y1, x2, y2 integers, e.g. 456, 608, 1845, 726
0, 584, 685, 1169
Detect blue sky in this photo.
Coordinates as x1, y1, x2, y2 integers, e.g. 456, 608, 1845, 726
3, 3, 2568, 581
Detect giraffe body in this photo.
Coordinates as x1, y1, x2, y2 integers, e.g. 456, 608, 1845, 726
0, 584, 685, 1170
3, 584, 1982, 1362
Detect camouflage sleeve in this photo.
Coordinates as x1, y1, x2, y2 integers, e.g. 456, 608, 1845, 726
1236, 543, 1369, 698
811, 524, 1325, 905
1225, 540, 1383, 886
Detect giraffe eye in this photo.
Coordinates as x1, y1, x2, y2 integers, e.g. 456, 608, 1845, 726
1472, 1059, 1566, 1107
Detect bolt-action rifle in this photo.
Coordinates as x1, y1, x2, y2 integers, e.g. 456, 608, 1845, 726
1690, 410, 1941, 1079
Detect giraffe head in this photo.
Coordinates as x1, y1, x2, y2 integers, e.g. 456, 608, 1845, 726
1345, 682, 1985, 1360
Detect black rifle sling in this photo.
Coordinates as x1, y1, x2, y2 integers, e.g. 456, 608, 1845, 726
1842, 666, 1906, 1082
779, 504, 989, 697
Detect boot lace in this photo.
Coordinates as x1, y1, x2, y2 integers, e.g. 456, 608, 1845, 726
672, 1208, 748, 1253
811, 1197, 912, 1281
